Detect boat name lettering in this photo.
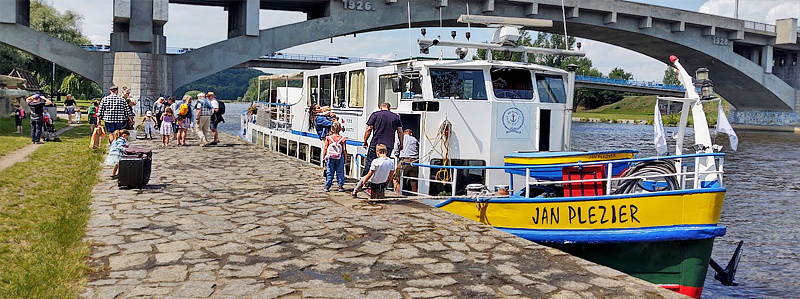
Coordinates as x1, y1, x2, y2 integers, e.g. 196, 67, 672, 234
587, 154, 616, 160
531, 204, 640, 225
342, 0, 375, 11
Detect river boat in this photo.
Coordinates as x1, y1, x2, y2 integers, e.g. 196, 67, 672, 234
241, 15, 739, 298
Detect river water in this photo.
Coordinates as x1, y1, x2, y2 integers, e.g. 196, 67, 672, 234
222, 103, 799, 298
571, 122, 800, 299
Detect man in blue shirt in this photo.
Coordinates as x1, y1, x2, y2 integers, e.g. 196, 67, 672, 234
314, 106, 337, 139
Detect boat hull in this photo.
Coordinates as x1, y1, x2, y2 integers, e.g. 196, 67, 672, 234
436, 188, 726, 298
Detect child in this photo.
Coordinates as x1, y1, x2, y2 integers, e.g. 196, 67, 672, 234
74, 107, 82, 124
88, 101, 99, 132
105, 129, 130, 179
141, 111, 157, 139
351, 143, 395, 199
323, 122, 347, 192
12, 104, 24, 134
160, 107, 175, 147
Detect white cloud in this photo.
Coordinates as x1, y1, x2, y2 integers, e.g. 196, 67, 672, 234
699, 0, 798, 23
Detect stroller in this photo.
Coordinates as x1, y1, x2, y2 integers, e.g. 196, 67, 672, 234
42, 114, 60, 142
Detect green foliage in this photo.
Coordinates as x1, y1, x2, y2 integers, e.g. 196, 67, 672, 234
174, 68, 266, 100
183, 90, 202, 99
241, 75, 303, 102
0, 0, 91, 98
608, 67, 633, 80
59, 73, 101, 100
663, 67, 681, 86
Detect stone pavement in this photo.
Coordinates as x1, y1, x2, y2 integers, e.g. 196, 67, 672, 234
82, 134, 685, 299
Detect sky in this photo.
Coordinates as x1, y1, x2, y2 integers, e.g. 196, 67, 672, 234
48, 0, 800, 81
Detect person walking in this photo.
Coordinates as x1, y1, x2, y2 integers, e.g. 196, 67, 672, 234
98, 86, 134, 135
361, 102, 403, 176
12, 103, 24, 134
323, 122, 348, 192
64, 94, 76, 124
25, 94, 52, 144
176, 95, 192, 146
153, 96, 166, 129
207, 91, 221, 145
160, 107, 175, 147
194, 92, 213, 146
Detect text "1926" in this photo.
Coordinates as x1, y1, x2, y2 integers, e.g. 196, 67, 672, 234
343, 0, 375, 11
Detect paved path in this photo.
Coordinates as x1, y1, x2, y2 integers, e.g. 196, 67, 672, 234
0, 124, 77, 173
82, 134, 685, 299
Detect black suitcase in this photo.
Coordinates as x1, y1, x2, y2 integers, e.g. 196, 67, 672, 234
118, 148, 152, 188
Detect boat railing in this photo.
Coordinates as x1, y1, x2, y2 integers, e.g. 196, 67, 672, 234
401, 153, 724, 198
254, 101, 293, 130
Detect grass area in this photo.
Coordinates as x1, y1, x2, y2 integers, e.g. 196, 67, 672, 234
574, 95, 728, 126
0, 125, 103, 298
0, 117, 69, 158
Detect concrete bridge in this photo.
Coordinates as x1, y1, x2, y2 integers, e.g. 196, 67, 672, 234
0, 0, 798, 128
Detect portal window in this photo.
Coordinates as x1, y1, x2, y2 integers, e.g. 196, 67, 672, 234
535, 74, 567, 104
378, 74, 399, 108
491, 67, 533, 99
349, 70, 365, 108
430, 68, 487, 100
333, 72, 347, 108
320, 74, 332, 107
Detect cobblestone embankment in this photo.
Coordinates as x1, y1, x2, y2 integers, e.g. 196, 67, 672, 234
82, 134, 686, 299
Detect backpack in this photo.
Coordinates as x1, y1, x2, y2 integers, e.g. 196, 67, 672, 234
326, 135, 345, 159
18, 109, 26, 119
216, 101, 225, 115
179, 102, 190, 116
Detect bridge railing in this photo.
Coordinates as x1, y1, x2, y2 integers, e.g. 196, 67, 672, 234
259, 53, 386, 64
575, 75, 685, 91
744, 21, 776, 33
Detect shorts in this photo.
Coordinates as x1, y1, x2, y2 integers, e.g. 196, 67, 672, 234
210, 121, 218, 130
89, 116, 98, 125
394, 157, 418, 180
65, 106, 75, 114
14, 117, 22, 126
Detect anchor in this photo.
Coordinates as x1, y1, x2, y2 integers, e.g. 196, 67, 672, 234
709, 241, 744, 286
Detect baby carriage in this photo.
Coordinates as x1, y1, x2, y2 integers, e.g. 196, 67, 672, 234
42, 114, 60, 142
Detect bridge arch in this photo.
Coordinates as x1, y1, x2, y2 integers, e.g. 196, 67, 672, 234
173, 0, 796, 111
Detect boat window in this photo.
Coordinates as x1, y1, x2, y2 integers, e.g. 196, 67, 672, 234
400, 73, 422, 99
307, 76, 318, 106
428, 159, 486, 196
320, 74, 332, 107
349, 70, 365, 108
379, 74, 399, 108
333, 72, 347, 108
491, 68, 533, 99
430, 68, 487, 100
535, 74, 567, 103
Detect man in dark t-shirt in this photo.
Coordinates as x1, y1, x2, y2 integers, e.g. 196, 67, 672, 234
26, 94, 52, 144
362, 102, 403, 176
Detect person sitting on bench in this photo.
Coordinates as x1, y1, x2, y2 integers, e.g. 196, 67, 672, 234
351, 143, 395, 199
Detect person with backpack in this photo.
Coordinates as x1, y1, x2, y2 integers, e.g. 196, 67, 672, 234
88, 101, 99, 133
207, 91, 224, 146
323, 122, 348, 192
175, 95, 192, 146
12, 103, 25, 134
194, 92, 213, 147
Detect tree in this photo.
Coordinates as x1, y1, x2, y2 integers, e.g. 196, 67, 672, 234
60, 73, 102, 100
663, 66, 681, 86
0, 0, 90, 98
608, 67, 633, 81
175, 68, 266, 100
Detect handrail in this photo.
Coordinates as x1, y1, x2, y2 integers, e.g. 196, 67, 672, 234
576, 75, 685, 91
744, 20, 776, 33
408, 152, 724, 170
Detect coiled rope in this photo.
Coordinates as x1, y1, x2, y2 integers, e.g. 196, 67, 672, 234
612, 160, 679, 194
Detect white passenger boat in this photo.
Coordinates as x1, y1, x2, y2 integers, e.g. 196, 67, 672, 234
241, 16, 742, 298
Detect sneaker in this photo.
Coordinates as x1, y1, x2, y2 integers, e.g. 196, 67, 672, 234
365, 189, 372, 196
323, 187, 330, 192
208, 141, 218, 146
200, 142, 209, 147
111, 174, 119, 179
350, 192, 357, 198
337, 186, 346, 192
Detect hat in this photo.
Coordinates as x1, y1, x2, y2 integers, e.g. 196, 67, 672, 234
206, 91, 215, 97
109, 85, 118, 91
146, 111, 153, 116
197, 92, 205, 97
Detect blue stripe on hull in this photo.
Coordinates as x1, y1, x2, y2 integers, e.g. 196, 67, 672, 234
497, 224, 726, 244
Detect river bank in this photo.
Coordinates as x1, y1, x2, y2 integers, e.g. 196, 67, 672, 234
573, 95, 724, 127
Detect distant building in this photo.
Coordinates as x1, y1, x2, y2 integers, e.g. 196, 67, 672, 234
8, 68, 43, 94
1, 68, 43, 117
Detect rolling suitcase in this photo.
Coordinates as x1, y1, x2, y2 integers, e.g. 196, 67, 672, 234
118, 148, 152, 188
